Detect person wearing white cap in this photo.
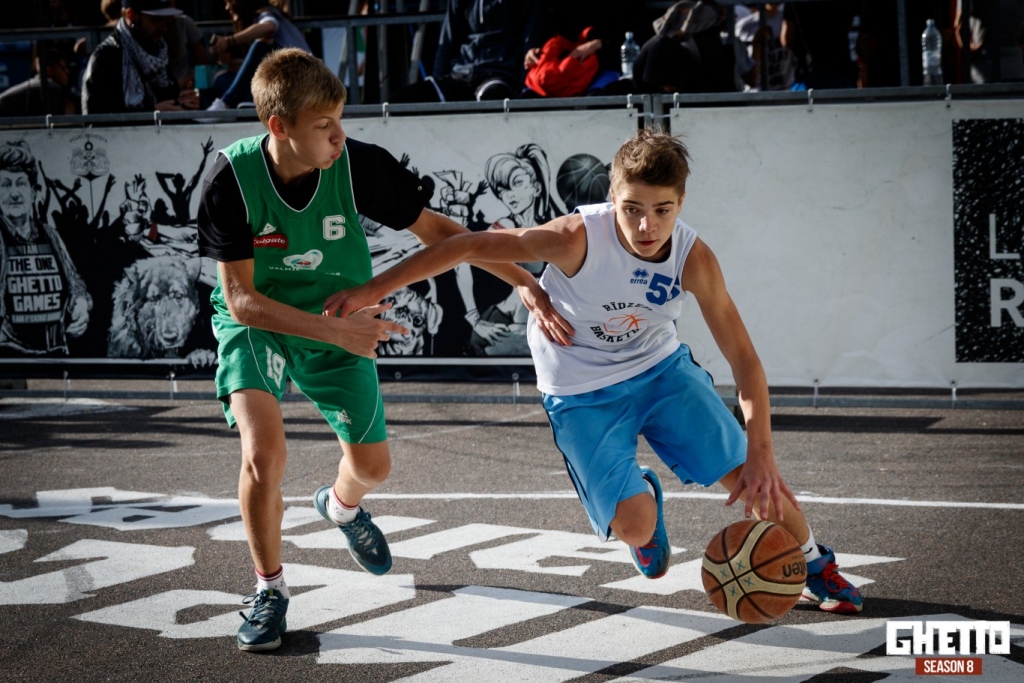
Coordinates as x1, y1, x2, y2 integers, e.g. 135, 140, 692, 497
82, 0, 201, 114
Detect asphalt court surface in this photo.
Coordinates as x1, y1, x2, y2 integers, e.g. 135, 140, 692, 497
1, 382, 1023, 682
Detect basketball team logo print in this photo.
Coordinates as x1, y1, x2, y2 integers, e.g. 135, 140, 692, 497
283, 249, 323, 271
590, 302, 650, 343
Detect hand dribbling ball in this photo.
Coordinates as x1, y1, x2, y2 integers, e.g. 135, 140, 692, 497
701, 520, 806, 623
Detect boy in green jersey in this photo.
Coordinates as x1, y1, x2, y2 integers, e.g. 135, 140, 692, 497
197, 48, 570, 652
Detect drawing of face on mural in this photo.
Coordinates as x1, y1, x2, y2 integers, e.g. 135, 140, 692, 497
484, 143, 561, 229
0, 171, 34, 234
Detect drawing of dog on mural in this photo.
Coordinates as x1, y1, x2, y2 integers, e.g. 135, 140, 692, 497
107, 255, 212, 363
378, 282, 443, 356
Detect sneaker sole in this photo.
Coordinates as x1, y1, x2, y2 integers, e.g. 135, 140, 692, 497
238, 636, 282, 652
801, 588, 862, 614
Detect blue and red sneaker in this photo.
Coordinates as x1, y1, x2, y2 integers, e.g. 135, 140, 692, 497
628, 467, 671, 579
802, 544, 863, 613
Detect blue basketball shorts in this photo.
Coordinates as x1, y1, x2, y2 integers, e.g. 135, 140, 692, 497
542, 344, 747, 540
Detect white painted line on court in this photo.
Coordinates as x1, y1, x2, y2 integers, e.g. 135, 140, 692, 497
282, 492, 1024, 510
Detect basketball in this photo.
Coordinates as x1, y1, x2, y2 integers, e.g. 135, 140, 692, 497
556, 154, 610, 212
701, 520, 806, 624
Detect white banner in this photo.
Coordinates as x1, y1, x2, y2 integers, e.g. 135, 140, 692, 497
671, 99, 1024, 388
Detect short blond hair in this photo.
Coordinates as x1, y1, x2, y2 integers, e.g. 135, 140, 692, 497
610, 128, 691, 195
251, 48, 347, 126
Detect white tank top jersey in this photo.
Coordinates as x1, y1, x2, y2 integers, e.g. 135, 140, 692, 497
527, 202, 698, 396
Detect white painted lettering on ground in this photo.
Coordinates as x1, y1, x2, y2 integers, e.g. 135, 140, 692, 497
76, 563, 416, 638
470, 529, 641, 576
318, 586, 587, 666
0, 487, 164, 519
602, 553, 904, 595
0, 539, 193, 605
390, 607, 737, 683
0, 529, 28, 554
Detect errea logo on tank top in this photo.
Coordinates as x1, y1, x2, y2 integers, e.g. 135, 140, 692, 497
630, 268, 649, 285
590, 301, 653, 343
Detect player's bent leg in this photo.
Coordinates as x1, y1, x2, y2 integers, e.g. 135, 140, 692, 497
614, 468, 671, 579
312, 440, 393, 575
717, 465, 862, 614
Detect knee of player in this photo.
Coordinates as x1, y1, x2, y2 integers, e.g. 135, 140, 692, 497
349, 454, 391, 486
240, 450, 287, 486
611, 502, 657, 546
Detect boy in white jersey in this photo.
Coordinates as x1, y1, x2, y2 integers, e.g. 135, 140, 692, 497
324, 129, 863, 615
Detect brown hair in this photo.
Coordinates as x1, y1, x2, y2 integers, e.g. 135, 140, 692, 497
251, 48, 347, 126
610, 128, 691, 195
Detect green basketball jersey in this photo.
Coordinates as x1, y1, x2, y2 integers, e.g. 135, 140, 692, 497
210, 134, 369, 351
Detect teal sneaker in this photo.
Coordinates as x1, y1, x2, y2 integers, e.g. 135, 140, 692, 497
237, 588, 288, 652
628, 467, 671, 579
801, 544, 863, 614
313, 485, 393, 575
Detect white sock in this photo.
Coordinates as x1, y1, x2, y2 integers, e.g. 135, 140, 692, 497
801, 529, 822, 563
327, 486, 359, 524
645, 480, 657, 499
255, 566, 290, 599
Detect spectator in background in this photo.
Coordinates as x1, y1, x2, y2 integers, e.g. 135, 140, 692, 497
393, 0, 545, 102
523, 1, 645, 98
781, 1, 857, 89
956, 0, 1024, 83
206, 0, 310, 110
82, 0, 200, 114
0, 48, 77, 116
101, 0, 121, 24
735, 3, 795, 91
632, 1, 736, 94
168, 2, 209, 89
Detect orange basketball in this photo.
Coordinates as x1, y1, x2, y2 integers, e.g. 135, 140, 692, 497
701, 520, 807, 624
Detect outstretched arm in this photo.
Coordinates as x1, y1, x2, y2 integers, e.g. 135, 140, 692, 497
324, 213, 584, 343
681, 238, 800, 521
378, 208, 576, 345
220, 259, 408, 358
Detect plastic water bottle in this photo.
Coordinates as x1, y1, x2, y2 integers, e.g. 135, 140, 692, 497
621, 32, 639, 78
921, 19, 942, 85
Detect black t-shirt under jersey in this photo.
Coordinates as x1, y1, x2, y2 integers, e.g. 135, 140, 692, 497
197, 137, 431, 262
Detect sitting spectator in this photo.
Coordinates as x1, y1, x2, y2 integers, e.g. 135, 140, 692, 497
81, 0, 200, 114
735, 3, 795, 91
632, 0, 736, 94
0, 48, 77, 116
168, 3, 209, 89
393, 0, 545, 103
206, 0, 309, 110
782, 1, 857, 89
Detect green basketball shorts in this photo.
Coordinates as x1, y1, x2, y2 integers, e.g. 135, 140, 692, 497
213, 318, 386, 444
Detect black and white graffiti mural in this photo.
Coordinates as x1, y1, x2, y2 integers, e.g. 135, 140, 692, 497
0, 112, 629, 374
0, 133, 218, 364
953, 119, 1024, 362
